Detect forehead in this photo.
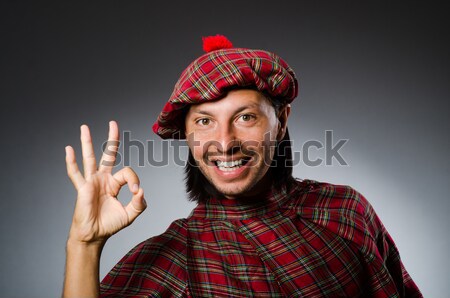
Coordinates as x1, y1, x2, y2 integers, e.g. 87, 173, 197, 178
187, 89, 273, 113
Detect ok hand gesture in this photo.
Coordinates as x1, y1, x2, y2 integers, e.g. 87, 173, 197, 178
65, 121, 146, 245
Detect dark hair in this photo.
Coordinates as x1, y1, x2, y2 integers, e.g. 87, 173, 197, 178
184, 127, 296, 203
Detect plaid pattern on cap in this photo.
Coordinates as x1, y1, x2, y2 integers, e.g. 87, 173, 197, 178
152, 47, 298, 139
100, 180, 422, 297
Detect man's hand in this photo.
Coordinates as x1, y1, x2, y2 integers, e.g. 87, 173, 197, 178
65, 120, 146, 245
63, 121, 146, 298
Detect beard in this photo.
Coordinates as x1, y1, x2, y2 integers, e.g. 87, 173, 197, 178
195, 144, 275, 199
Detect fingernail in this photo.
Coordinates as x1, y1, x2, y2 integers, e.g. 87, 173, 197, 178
132, 184, 139, 193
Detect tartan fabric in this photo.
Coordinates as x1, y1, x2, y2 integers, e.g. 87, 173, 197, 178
152, 48, 298, 139
100, 180, 422, 297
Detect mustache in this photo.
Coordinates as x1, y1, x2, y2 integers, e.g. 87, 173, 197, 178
203, 141, 261, 157
204, 149, 255, 160
202, 145, 269, 165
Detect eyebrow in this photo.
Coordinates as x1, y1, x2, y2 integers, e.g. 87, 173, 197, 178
192, 104, 259, 116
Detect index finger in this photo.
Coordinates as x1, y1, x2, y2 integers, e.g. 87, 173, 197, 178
98, 121, 120, 173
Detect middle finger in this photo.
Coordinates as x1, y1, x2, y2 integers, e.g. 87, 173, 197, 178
80, 124, 97, 178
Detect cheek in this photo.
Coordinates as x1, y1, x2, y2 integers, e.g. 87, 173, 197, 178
259, 127, 279, 161
187, 137, 209, 163
240, 132, 276, 163
239, 126, 278, 147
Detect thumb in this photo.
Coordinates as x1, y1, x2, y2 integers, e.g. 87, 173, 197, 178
125, 187, 147, 224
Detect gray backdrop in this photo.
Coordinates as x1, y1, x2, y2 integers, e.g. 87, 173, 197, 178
1, 1, 448, 297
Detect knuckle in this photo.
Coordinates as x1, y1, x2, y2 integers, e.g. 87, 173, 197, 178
68, 168, 78, 178
124, 166, 135, 175
85, 153, 96, 159
66, 165, 74, 175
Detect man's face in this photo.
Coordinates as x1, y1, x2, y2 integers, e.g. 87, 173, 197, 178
185, 89, 289, 199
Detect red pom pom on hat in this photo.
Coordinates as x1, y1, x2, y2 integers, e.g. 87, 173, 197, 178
202, 34, 233, 53
153, 34, 298, 139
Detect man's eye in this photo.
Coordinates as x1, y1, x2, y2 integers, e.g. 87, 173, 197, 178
197, 118, 210, 126
240, 114, 254, 122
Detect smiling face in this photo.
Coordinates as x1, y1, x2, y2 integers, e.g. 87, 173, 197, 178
185, 89, 290, 199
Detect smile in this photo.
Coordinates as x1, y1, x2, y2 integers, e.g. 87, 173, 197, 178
207, 156, 252, 175
216, 159, 246, 171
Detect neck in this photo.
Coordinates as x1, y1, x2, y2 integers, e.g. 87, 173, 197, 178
224, 170, 274, 201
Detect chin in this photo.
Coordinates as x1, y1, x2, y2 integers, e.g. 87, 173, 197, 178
199, 162, 271, 199
211, 177, 268, 199
212, 184, 249, 199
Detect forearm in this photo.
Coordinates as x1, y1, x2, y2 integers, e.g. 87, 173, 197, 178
62, 239, 104, 298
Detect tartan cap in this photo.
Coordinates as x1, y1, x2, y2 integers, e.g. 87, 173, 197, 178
152, 35, 298, 139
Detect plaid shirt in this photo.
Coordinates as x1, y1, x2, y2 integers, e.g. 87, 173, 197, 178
100, 180, 422, 297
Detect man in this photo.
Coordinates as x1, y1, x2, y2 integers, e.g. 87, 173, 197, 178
63, 35, 422, 297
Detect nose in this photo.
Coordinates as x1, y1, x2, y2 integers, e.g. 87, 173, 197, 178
214, 123, 240, 155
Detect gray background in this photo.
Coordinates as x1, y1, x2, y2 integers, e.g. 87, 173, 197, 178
1, 1, 448, 297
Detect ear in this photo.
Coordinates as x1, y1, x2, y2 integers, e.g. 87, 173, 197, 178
277, 104, 291, 141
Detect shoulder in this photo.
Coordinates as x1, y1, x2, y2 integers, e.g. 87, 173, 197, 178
100, 219, 189, 296
129, 218, 188, 264
293, 179, 371, 217
290, 179, 381, 243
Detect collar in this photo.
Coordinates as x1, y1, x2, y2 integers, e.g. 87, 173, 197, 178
189, 181, 305, 220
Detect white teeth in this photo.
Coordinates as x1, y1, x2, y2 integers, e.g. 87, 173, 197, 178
216, 159, 243, 168
215, 159, 245, 171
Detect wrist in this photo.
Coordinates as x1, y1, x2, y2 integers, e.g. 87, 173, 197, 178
63, 238, 102, 298
68, 223, 109, 246
66, 237, 105, 255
